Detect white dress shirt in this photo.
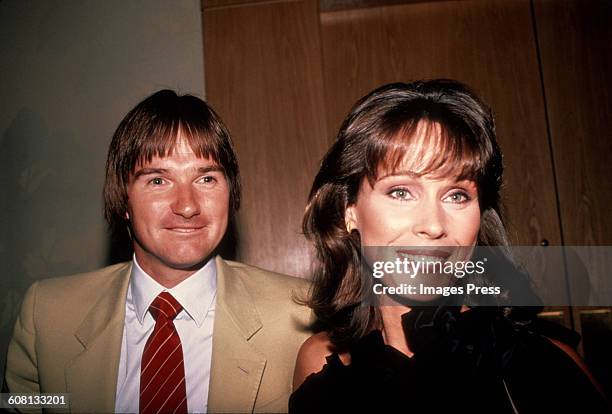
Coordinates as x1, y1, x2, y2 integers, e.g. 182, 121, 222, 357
115, 256, 217, 414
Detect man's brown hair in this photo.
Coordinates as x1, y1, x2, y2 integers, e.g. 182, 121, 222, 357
103, 89, 241, 232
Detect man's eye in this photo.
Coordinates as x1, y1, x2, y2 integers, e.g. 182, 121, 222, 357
200, 175, 217, 184
389, 188, 412, 200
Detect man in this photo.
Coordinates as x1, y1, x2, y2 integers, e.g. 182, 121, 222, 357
5, 90, 311, 413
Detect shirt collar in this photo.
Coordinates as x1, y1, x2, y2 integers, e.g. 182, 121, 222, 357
130, 255, 217, 327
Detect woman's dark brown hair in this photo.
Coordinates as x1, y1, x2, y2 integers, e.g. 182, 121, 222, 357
302, 79, 507, 348
103, 89, 241, 232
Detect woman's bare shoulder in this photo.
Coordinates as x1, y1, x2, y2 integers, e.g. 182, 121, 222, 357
293, 332, 349, 391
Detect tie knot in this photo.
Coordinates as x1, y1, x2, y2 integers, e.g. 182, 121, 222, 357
149, 291, 183, 321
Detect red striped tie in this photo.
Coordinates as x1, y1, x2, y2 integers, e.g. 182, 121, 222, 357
139, 292, 188, 414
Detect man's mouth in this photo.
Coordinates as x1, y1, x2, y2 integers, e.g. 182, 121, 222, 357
166, 226, 205, 233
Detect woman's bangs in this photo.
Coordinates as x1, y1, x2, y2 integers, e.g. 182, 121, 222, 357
367, 119, 484, 183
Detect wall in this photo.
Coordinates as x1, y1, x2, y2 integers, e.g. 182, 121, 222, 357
0, 0, 205, 381
204, 0, 329, 278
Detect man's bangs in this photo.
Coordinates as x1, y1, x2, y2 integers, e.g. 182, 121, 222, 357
366, 119, 484, 184
132, 120, 223, 172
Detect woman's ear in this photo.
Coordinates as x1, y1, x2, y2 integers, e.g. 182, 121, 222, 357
345, 205, 358, 233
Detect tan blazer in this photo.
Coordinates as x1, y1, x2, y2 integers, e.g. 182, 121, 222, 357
6, 256, 311, 413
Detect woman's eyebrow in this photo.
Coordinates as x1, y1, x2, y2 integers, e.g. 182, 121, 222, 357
453, 178, 477, 186
376, 172, 478, 187
376, 170, 419, 180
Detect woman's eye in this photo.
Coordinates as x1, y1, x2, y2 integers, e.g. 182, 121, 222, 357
149, 177, 164, 185
389, 188, 412, 200
445, 191, 470, 204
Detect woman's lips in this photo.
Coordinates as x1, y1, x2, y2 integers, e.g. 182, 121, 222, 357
395, 248, 452, 260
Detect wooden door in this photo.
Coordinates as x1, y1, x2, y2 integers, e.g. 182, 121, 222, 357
534, 0, 612, 395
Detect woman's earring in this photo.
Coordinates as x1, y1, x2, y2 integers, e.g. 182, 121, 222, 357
346, 222, 353, 233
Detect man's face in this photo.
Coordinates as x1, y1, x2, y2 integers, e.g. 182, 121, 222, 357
126, 136, 230, 281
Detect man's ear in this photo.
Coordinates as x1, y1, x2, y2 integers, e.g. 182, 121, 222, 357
345, 204, 358, 233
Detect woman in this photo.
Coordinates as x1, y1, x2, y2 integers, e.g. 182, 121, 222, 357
290, 80, 607, 412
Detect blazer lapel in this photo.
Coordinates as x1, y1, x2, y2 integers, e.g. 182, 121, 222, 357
208, 257, 266, 413
65, 263, 131, 413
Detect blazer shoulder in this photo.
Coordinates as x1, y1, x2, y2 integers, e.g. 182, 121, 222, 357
34, 261, 131, 300
220, 258, 312, 324
223, 259, 311, 291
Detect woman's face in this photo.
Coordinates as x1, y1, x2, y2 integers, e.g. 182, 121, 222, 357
346, 122, 481, 249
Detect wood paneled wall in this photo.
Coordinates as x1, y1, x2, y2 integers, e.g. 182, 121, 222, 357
203, 0, 611, 274
534, 0, 612, 246
203, 0, 328, 277
533, 0, 612, 391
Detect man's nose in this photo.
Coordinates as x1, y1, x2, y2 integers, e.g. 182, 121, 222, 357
171, 184, 201, 218
412, 200, 446, 240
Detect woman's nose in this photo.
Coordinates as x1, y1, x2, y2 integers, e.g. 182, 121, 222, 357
411, 201, 446, 240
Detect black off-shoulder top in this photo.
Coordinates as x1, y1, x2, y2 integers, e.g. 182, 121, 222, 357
290, 307, 609, 413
